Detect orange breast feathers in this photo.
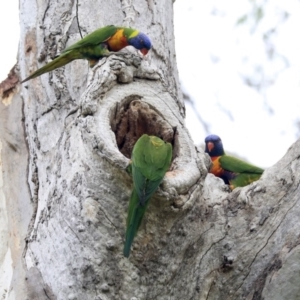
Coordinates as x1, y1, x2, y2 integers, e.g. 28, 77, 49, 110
107, 29, 129, 52
209, 156, 224, 177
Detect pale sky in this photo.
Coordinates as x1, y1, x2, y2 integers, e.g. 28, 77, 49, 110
174, 0, 300, 167
1, 0, 299, 168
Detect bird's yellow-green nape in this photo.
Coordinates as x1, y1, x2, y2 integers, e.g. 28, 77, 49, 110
123, 134, 172, 258
151, 138, 163, 148
128, 29, 139, 39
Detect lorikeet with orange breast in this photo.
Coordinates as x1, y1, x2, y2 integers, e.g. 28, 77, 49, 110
22, 25, 152, 83
205, 134, 264, 190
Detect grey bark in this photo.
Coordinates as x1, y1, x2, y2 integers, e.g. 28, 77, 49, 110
0, 0, 299, 299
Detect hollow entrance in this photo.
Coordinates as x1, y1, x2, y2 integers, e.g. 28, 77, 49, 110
111, 97, 176, 159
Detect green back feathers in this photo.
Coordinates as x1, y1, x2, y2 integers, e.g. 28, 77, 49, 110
122, 27, 139, 39
132, 135, 172, 182
62, 25, 118, 53
132, 135, 172, 205
220, 155, 264, 174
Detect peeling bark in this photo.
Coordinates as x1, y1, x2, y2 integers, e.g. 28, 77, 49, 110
0, 0, 300, 299
0, 66, 19, 101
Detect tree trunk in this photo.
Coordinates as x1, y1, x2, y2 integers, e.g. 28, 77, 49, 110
1, 0, 300, 299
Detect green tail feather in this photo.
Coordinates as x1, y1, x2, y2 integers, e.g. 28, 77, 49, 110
21, 50, 81, 83
123, 189, 149, 258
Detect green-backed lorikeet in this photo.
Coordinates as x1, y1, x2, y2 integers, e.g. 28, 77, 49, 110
22, 25, 152, 83
205, 134, 264, 190
123, 134, 172, 258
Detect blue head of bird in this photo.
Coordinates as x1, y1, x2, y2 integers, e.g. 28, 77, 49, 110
128, 32, 152, 55
205, 134, 225, 157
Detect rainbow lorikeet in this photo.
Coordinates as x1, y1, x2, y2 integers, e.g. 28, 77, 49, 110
21, 25, 152, 83
205, 134, 264, 190
124, 134, 172, 258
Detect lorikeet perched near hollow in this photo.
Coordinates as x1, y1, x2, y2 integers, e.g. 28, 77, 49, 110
22, 25, 152, 83
123, 134, 172, 258
205, 134, 264, 190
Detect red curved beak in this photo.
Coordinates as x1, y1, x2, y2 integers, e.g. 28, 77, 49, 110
207, 142, 214, 152
140, 48, 149, 56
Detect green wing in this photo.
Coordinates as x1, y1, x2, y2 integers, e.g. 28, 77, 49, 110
220, 155, 264, 174
132, 166, 163, 205
62, 25, 118, 53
